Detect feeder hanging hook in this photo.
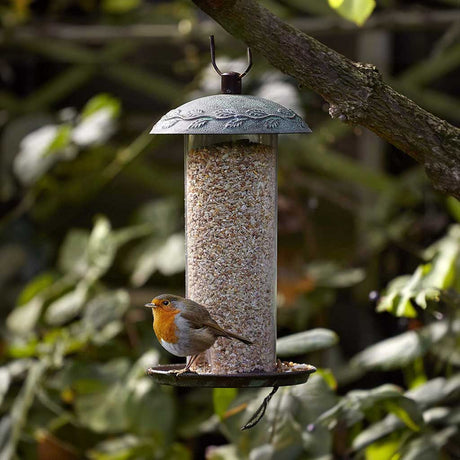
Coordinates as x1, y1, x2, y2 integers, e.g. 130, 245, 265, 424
210, 35, 252, 94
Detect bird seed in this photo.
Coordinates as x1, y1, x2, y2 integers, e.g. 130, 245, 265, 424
185, 139, 277, 374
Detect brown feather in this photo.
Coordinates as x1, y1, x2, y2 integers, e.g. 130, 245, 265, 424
180, 307, 253, 345
203, 321, 253, 345
179, 304, 213, 324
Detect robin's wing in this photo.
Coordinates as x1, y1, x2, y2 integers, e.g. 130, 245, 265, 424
180, 301, 216, 329
180, 302, 252, 345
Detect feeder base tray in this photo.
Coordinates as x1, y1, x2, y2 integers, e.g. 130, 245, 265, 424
147, 363, 316, 388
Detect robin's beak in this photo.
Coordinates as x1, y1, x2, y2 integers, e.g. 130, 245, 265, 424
144, 302, 154, 308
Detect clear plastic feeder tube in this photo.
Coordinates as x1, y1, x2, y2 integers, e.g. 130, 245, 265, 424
185, 134, 277, 373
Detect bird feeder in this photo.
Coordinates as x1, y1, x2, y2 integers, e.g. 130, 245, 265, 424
147, 37, 315, 388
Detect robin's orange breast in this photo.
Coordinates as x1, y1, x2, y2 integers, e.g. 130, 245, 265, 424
153, 307, 180, 344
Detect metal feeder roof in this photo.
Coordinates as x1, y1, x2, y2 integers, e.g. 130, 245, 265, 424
150, 94, 311, 135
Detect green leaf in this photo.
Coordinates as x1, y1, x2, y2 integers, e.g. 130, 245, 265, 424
82, 290, 129, 334
248, 444, 275, 460
306, 261, 365, 288
350, 319, 460, 372
43, 124, 72, 156
364, 436, 400, 460
429, 425, 459, 448
383, 397, 423, 431
405, 358, 427, 390
6, 297, 44, 335
127, 351, 160, 381
206, 445, 240, 460
408, 374, 460, 409
7, 338, 39, 358
86, 216, 116, 281
125, 199, 182, 284
446, 197, 460, 222
16, 272, 55, 306
398, 266, 428, 316
38, 326, 87, 359
58, 229, 90, 276
133, 199, 180, 236
73, 359, 131, 432
88, 435, 145, 460
423, 246, 457, 291
276, 329, 339, 357
288, 375, 337, 457
270, 412, 304, 458
328, 0, 376, 26
399, 437, 439, 460
377, 225, 460, 317
126, 378, 175, 436
213, 388, 238, 420
58, 217, 117, 283
425, 407, 460, 425
315, 369, 337, 391
353, 375, 460, 451
316, 384, 424, 434
73, 355, 174, 437
44, 284, 88, 326
377, 275, 414, 316
292, 374, 339, 421
131, 233, 185, 287
88, 436, 188, 460
81, 94, 121, 120
352, 415, 402, 451
76, 383, 129, 433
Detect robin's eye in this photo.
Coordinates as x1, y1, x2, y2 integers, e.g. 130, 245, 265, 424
162, 300, 169, 306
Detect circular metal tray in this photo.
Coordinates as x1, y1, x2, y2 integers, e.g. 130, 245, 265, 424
146, 363, 316, 388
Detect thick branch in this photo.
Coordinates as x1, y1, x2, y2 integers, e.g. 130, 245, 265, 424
192, 0, 460, 199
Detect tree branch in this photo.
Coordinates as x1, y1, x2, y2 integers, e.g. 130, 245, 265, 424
192, 0, 460, 199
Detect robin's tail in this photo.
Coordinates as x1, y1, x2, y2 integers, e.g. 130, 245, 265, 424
205, 320, 253, 345
222, 329, 253, 345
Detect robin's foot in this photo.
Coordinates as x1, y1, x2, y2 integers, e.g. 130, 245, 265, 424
166, 368, 196, 375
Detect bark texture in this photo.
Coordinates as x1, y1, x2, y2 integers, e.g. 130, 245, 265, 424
192, 0, 460, 199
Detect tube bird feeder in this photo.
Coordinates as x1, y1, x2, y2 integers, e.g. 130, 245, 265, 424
147, 37, 315, 388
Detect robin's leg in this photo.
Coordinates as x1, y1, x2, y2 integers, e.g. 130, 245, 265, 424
174, 354, 199, 375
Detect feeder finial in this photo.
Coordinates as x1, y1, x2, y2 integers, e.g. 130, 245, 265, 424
210, 35, 252, 95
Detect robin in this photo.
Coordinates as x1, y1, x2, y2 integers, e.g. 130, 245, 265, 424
145, 294, 253, 374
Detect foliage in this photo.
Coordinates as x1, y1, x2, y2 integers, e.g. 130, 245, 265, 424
0, 0, 459, 459
328, 0, 376, 26
210, 237, 460, 458
377, 225, 460, 317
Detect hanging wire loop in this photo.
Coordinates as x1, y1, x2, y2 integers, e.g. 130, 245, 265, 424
209, 35, 252, 78
240, 386, 280, 430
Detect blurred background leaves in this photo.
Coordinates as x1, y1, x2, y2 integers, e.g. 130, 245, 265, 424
0, 0, 459, 458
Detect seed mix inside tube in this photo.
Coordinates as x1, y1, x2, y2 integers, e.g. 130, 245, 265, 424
186, 140, 277, 374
